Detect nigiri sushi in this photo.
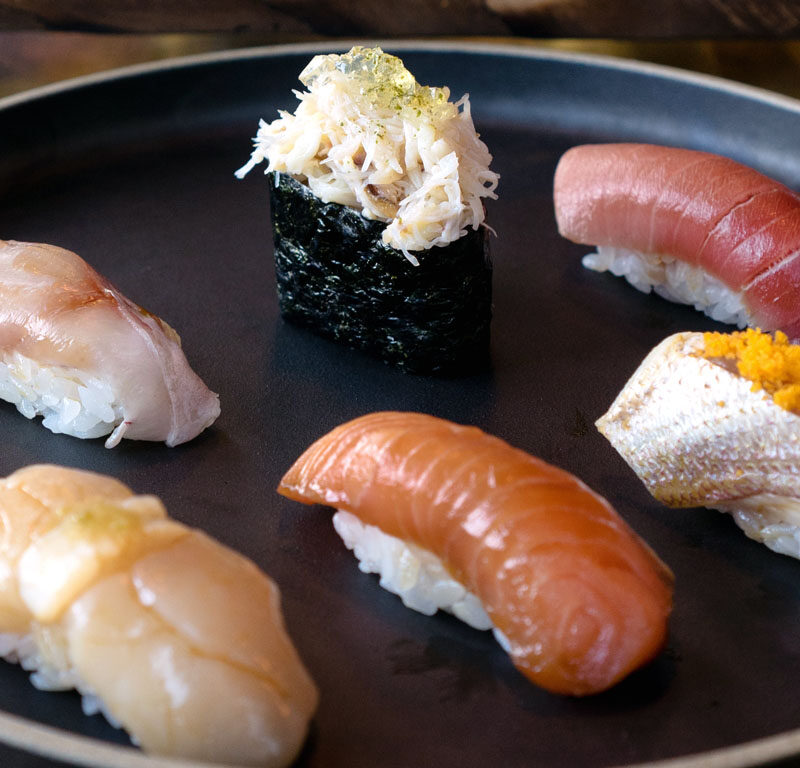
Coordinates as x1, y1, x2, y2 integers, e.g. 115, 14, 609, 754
597, 328, 800, 558
0, 464, 318, 767
553, 143, 800, 338
279, 412, 673, 696
236, 46, 498, 373
0, 239, 220, 448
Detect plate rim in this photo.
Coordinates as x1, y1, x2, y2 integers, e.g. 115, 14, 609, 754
1, 38, 799, 118
0, 38, 798, 768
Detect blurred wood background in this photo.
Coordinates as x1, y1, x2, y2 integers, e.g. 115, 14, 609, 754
3, 35, 798, 103
0, 0, 797, 35
0, 1, 798, 105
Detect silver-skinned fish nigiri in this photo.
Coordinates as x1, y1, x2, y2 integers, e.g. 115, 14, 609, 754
0, 239, 220, 447
597, 329, 800, 557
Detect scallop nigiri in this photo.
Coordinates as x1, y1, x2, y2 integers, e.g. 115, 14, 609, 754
279, 411, 673, 696
597, 329, 800, 558
553, 143, 800, 338
0, 239, 220, 447
0, 464, 318, 766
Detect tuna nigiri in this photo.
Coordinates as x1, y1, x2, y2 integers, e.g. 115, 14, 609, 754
279, 412, 673, 696
597, 328, 800, 558
0, 239, 220, 447
553, 143, 800, 338
0, 464, 318, 766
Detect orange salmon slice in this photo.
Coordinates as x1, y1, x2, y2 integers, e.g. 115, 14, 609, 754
279, 411, 674, 696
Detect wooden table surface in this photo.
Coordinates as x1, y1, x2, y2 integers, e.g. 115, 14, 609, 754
0, 35, 798, 103
0, 0, 798, 36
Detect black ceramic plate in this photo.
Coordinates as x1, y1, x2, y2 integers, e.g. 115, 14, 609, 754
0, 42, 799, 768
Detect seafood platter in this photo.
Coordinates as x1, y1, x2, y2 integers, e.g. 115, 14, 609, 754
0, 41, 798, 768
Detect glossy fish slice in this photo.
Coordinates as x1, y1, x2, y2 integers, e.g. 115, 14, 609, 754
279, 411, 673, 696
0, 239, 220, 447
596, 332, 800, 557
554, 143, 800, 338
0, 465, 318, 766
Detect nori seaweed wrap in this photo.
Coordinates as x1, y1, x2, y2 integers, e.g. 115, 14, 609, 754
270, 172, 492, 374
236, 46, 499, 374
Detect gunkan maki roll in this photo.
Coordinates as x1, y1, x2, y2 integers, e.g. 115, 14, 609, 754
236, 46, 499, 374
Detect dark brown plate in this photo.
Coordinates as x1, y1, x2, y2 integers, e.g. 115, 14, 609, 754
1, 42, 800, 768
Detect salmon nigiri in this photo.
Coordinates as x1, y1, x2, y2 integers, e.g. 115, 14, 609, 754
554, 143, 800, 339
279, 412, 673, 696
0, 239, 220, 447
0, 465, 318, 766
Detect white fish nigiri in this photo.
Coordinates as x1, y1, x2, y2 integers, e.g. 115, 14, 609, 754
597, 330, 800, 558
0, 239, 220, 447
0, 464, 318, 767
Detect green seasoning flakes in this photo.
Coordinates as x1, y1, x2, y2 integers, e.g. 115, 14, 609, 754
236, 45, 499, 256
299, 46, 457, 126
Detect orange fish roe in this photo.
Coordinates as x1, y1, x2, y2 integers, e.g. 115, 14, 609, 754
701, 328, 800, 413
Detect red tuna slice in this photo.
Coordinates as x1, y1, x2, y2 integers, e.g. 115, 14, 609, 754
746, 247, 800, 337
554, 143, 800, 338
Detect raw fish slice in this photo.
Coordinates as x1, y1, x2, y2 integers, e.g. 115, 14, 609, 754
0, 465, 318, 767
0, 466, 131, 633
596, 332, 800, 558
0, 239, 220, 447
279, 411, 673, 696
553, 143, 800, 338
57, 533, 316, 765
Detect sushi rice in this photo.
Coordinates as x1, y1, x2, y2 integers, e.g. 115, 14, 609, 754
583, 245, 752, 328
0, 352, 127, 448
718, 495, 800, 560
333, 510, 510, 651
0, 631, 124, 733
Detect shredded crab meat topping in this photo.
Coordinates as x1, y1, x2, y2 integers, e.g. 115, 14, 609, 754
235, 46, 499, 262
